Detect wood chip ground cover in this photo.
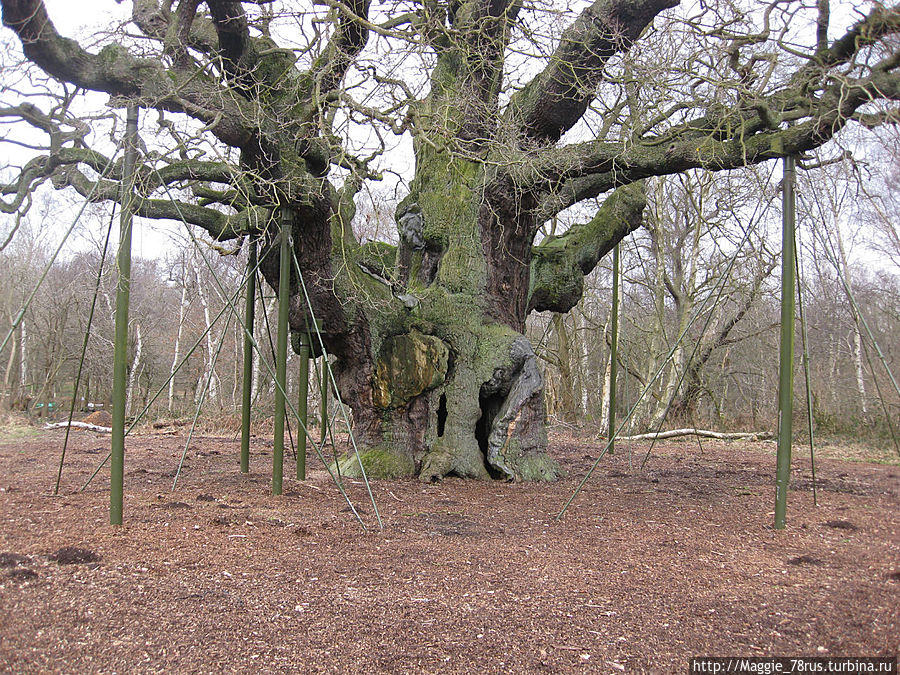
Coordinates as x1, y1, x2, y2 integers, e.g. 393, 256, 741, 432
0, 429, 897, 673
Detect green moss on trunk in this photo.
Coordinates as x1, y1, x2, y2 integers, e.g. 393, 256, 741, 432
332, 446, 416, 479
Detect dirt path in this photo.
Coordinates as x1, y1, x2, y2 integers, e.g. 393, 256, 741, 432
0, 428, 897, 673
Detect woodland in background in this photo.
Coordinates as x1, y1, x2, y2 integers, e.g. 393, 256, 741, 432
3, 142, 898, 444
4, 0, 900, 481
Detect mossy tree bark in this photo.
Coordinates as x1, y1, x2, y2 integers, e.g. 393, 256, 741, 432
4, 0, 900, 480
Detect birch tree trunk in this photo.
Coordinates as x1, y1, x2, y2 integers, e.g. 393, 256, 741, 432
598, 307, 613, 434
570, 318, 584, 418
853, 330, 868, 419
642, 209, 668, 426
192, 255, 219, 407
832, 203, 869, 420
572, 308, 588, 417
232, 312, 240, 409
2, 321, 17, 408
19, 317, 27, 394
251, 296, 275, 403
167, 266, 189, 412
599, 351, 612, 434
125, 322, 142, 417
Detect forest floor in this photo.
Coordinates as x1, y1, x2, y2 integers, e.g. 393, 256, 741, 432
0, 420, 897, 674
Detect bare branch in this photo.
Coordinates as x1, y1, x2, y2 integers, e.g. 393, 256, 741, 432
505, 0, 679, 145
1, 0, 256, 147
55, 161, 267, 239
312, 0, 373, 98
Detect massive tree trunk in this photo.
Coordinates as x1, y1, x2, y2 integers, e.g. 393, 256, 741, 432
240, 0, 660, 481
255, 150, 575, 481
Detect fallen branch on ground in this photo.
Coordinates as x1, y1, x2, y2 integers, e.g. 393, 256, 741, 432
615, 428, 773, 442
44, 421, 112, 433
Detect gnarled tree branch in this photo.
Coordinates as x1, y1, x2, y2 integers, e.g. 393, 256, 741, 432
505, 0, 678, 145
1, 0, 257, 147
528, 181, 645, 313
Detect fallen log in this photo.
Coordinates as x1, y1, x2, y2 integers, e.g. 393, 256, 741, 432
616, 428, 773, 442
44, 421, 112, 433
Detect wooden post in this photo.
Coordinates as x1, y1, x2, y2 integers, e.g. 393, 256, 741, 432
272, 209, 292, 496
296, 330, 310, 480
775, 156, 797, 530
321, 356, 328, 444
110, 105, 139, 525
240, 239, 257, 474
608, 243, 620, 454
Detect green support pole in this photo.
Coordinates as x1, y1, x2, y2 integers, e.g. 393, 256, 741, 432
272, 209, 292, 495
775, 156, 797, 530
240, 239, 257, 474
296, 330, 310, 480
320, 356, 328, 443
110, 105, 139, 526
608, 243, 620, 454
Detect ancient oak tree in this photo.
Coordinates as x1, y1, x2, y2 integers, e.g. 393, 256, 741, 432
2, 0, 899, 480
